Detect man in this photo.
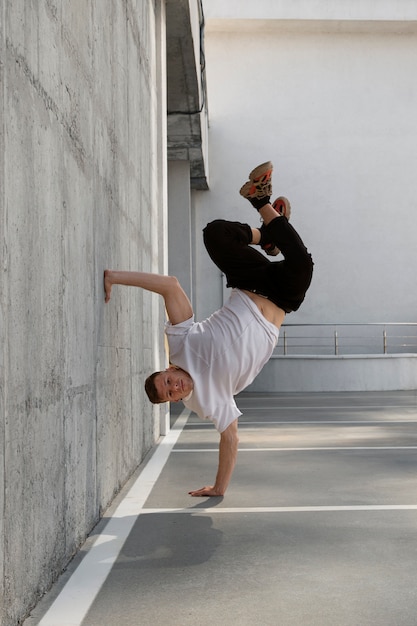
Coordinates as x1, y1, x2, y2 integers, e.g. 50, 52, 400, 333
104, 162, 313, 497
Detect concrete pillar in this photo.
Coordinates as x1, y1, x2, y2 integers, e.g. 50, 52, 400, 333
168, 160, 194, 303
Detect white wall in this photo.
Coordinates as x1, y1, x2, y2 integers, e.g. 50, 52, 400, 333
194, 3, 417, 329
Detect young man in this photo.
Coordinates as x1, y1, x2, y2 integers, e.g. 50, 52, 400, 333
104, 162, 313, 497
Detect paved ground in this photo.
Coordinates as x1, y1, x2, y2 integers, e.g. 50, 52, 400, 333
26, 391, 417, 626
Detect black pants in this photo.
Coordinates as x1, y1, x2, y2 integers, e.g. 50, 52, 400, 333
203, 217, 313, 313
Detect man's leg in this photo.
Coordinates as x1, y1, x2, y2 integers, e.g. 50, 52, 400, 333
257, 197, 291, 256
240, 162, 313, 311
239, 163, 307, 264
203, 215, 312, 312
206, 161, 313, 312
104, 270, 193, 325
259, 206, 312, 268
203, 219, 272, 291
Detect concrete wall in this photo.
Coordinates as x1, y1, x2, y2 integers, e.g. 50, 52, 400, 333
195, 1, 417, 329
0, 1, 168, 624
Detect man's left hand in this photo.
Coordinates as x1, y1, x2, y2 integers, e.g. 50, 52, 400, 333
188, 485, 222, 497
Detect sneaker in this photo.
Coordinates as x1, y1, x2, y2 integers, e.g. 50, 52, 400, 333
272, 196, 291, 220
259, 196, 292, 256
239, 161, 273, 205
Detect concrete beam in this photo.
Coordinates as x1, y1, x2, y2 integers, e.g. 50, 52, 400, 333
203, 0, 417, 22
166, 0, 209, 189
204, 0, 417, 34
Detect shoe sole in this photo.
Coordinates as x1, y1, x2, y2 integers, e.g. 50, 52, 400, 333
272, 196, 291, 220
240, 161, 274, 200
248, 161, 273, 181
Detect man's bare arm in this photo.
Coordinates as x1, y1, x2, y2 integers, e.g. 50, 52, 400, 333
189, 419, 239, 497
104, 270, 193, 325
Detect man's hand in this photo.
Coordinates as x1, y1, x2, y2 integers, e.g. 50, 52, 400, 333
188, 419, 239, 498
188, 485, 223, 497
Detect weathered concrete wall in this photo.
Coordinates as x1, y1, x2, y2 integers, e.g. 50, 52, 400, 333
0, 1, 168, 624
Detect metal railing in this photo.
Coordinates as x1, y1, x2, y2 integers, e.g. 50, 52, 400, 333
276, 323, 417, 356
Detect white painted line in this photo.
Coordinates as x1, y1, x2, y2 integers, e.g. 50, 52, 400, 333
37, 410, 190, 626
186, 420, 417, 426
140, 504, 417, 514
243, 421, 417, 425
173, 446, 417, 452
236, 405, 417, 410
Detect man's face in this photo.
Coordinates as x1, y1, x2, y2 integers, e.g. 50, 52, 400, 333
154, 366, 194, 403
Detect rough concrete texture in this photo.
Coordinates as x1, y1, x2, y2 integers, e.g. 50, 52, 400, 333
0, 1, 168, 624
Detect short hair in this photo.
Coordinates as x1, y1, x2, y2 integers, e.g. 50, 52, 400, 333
145, 371, 164, 404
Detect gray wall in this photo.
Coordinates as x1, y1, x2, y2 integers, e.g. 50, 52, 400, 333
0, 2, 168, 624
247, 355, 417, 393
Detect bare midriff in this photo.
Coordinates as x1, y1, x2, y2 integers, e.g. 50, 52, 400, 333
241, 290, 286, 330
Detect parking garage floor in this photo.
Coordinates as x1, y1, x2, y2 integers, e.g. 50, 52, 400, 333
26, 391, 417, 626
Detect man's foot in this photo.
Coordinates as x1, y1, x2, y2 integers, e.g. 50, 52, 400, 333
259, 196, 292, 256
104, 270, 113, 302
239, 161, 273, 209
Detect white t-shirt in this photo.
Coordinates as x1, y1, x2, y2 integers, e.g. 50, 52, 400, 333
165, 289, 279, 432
